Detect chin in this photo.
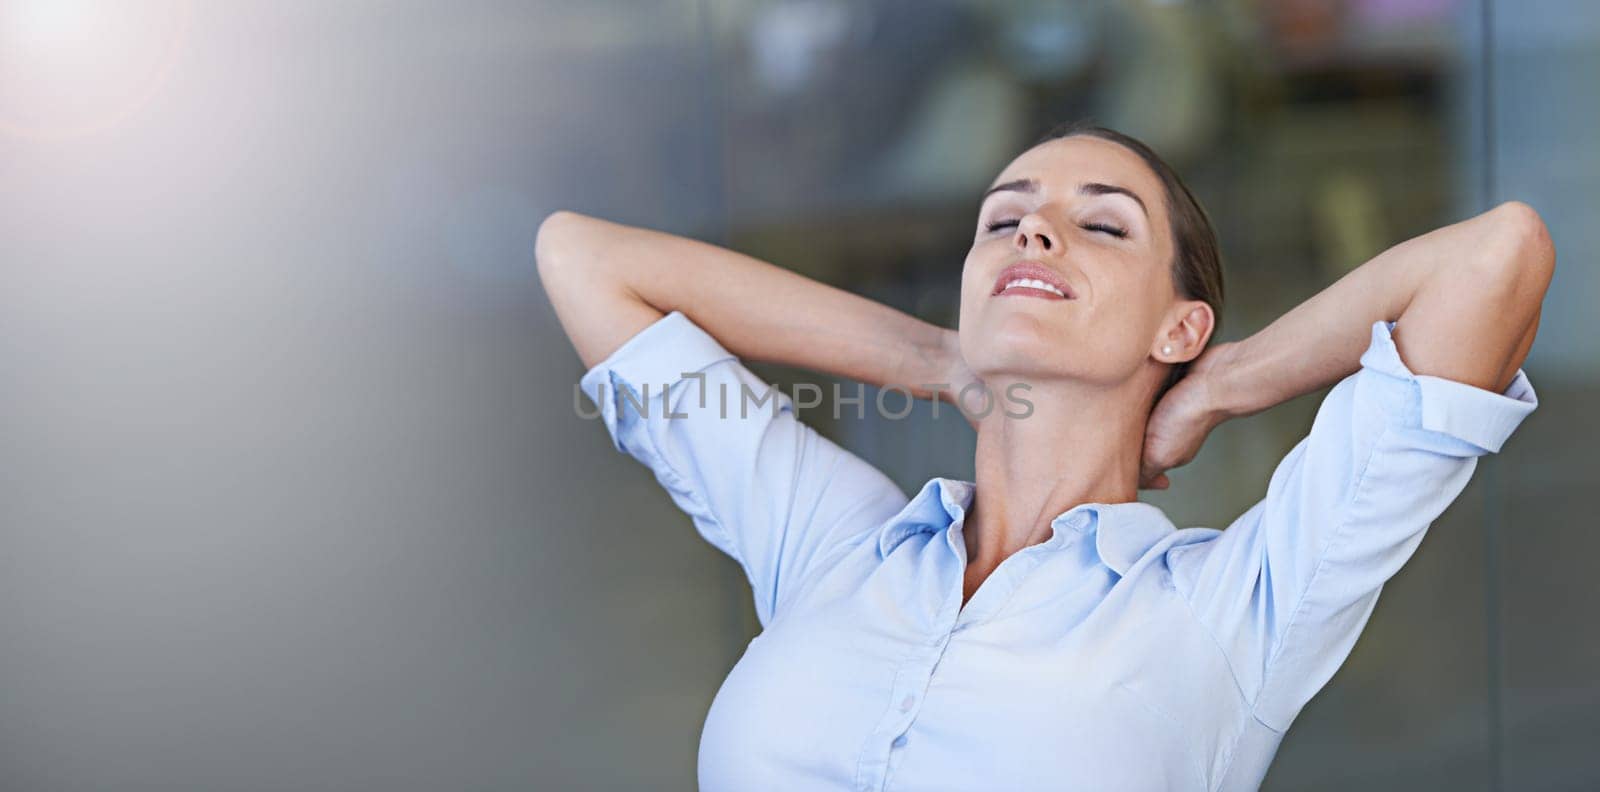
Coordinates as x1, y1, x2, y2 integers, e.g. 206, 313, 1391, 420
973, 356, 1074, 384
968, 341, 1073, 382
968, 308, 1097, 378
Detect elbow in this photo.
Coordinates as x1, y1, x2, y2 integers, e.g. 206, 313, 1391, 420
535, 210, 594, 281
1460, 201, 1556, 319
1486, 201, 1556, 288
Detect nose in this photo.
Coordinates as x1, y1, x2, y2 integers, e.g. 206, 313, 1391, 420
1012, 213, 1058, 254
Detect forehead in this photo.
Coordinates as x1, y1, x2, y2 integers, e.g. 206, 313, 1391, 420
990, 136, 1166, 218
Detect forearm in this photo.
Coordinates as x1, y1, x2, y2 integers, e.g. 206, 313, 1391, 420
1207, 202, 1552, 419
537, 211, 958, 400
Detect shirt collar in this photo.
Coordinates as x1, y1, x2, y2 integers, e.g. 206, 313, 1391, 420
876, 478, 969, 558
877, 477, 1176, 576
1089, 501, 1177, 576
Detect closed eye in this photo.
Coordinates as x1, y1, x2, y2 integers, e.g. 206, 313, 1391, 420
1083, 222, 1129, 239
983, 219, 1128, 239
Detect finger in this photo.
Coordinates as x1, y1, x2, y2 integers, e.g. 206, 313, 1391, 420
1154, 474, 1170, 490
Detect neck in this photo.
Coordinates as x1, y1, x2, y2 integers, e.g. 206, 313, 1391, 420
965, 373, 1149, 572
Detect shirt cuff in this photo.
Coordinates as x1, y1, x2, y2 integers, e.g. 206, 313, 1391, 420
577, 311, 737, 445
1358, 319, 1539, 454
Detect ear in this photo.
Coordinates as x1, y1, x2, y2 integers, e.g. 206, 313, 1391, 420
1153, 300, 1214, 363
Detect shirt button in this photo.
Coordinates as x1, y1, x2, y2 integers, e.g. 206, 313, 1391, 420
892, 735, 908, 748
899, 694, 915, 713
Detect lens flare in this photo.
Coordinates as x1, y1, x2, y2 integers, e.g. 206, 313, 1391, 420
0, 0, 192, 140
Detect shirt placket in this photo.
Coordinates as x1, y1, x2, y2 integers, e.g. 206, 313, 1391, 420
854, 516, 1057, 792
852, 636, 948, 792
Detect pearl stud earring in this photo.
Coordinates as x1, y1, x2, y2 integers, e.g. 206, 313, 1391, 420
1161, 345, 1172, 355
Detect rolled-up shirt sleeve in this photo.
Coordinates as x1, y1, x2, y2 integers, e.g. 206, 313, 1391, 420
1169, 319, 1539, 732
577, 310, 909, 628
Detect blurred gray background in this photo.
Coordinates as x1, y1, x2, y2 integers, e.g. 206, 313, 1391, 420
1, 0, 1596, 789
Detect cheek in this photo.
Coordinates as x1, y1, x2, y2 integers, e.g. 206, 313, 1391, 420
1095, 262, 1166, 313
1080, 271, 1168, 342
1100, 281, 1177, 350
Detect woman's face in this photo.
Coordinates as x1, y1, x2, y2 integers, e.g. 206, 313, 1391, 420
958, 136, 1180, 390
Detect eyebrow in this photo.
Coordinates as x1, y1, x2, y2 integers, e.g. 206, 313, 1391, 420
981, 178, 1149, 219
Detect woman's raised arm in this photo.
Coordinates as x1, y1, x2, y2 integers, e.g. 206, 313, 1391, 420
1141, 200, 1554, 487
1209, 200, 1553, 418
536, 211, 966, 402
539, 211, 972, 625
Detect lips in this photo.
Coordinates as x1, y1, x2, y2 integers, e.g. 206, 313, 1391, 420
991, 262, 1075, 300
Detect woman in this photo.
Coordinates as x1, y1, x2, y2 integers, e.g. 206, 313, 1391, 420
536, 124, 1549, 791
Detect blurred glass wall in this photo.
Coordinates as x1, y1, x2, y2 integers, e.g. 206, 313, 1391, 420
0, 1, 1594, 790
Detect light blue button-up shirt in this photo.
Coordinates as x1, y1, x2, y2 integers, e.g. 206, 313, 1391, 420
578, 310, 1538, 791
